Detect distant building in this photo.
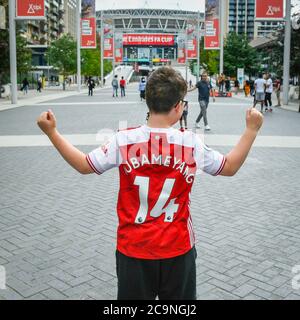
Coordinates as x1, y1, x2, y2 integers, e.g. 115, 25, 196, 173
224, 0, 283, 40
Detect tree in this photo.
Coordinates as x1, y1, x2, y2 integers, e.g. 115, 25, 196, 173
223, 32, 259, 77
199, 41, 220, 75
45, 34, 77, 88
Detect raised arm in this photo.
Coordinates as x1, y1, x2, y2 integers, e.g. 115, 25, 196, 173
37, 110, 93, 174
187, 85, 197, 92
219, 108, 263, 176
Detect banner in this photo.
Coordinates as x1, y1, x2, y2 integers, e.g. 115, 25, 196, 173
16, 0, 45, 19
81, 0, 96, 48
204, 0, 220, 50
255, 0, 284, 20
123, 34, 175, 46
186, 24, 197, 59
114, 32, 123, 63
103, 19, 114, 59
177, 33, 186, 64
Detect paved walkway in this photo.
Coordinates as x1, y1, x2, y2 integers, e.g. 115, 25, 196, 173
0, 84, 300, 300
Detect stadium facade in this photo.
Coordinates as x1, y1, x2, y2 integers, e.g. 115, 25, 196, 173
96, 1, 205, 70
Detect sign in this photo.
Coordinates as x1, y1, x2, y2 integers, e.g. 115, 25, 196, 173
81, 18, 96, 48
204, 19, 220, 49
237, 68, 245, 89
16, 0, 45, 19
255, 0, 284, 20
204, 0, 220, 50
123, 34, 175, 46
115, 32, 123, 63
81, 0, 96, 48
187, 38, 197, 59
104, 37, 114, 58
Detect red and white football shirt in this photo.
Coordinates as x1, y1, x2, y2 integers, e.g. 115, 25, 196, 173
87, 125, 226, 259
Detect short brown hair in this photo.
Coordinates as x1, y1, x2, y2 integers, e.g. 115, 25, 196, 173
146, 67, 187, 114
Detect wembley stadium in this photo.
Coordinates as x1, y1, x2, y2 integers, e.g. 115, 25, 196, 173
95, 1, 206, 73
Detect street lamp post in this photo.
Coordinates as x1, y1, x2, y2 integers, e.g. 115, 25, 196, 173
76, 0, 81, 92
283, 0, 291, 105
9, 0, 17, 104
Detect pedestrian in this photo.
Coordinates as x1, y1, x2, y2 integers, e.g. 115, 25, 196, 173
188, 72, 215, 131
120, 76, 126, 97
234, 79, 240, 95
244, 80, 250, 97
225, 77, 231, 93
37, 76, 42, 93
218, 73, 225, 95
112, 75, 119, 97
21, 78, 29, 94
87, 76, 95, 96
37, 66, 263, 300
139, 77, 146, 101
253, 73, 266, 112
274, 76, 281, 107
189, 79, 192, 89
264, 73, 273, 112
179, 100, 189, 130
69, 77, 72, 87
249, 79, 255, 96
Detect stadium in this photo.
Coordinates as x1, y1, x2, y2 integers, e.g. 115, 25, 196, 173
96, 1, 206, 74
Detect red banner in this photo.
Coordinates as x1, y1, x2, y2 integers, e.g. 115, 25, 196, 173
16, 0, 45, 19
204, 19, 220, 50
81, 17, 96, 48
115, 48, 123, 63
123, 34, 175, 46
104, 38, 114, 58
255, 0, 284, 20
177, 48, 186, 64
187, 38, 197, 59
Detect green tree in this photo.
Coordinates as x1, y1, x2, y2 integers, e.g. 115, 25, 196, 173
46, 34, 77, 88
200, 43, 220, 75
223, 32, 259, 77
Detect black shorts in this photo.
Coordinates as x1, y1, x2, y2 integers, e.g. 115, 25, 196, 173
116, 247, 197, 300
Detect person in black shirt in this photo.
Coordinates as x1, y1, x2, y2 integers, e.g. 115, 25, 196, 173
188, 73, 215, 131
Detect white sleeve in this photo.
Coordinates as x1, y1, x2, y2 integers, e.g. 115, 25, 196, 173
86, 134, 120, 174
194, 134, 226, 176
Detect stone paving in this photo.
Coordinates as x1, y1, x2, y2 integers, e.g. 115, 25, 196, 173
0, 84, 300, 300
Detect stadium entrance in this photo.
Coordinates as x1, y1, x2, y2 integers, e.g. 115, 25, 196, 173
122, 34, 177, 74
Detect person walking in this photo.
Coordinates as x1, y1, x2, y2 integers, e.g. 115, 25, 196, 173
21, 78, 29, 95
120, 76, 126, 97
87, 76, 95, 96
179, 100, 189, 131
188, 72, 215, 131
264, 73, 273, 112
225, 77, 231, 93
37, 76, 42, 93
253, 73, 266, 113
274, 77, 282, 107
139, 77, 146, 101
244, 80, 250, 97
249, 79, 255, 97
189, 79, 192, 89
112, 75, 119, 97
234, 79, 240, 95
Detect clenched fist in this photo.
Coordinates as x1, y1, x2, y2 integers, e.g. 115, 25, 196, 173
246, 108, 263, 132
37, 109, 57, 136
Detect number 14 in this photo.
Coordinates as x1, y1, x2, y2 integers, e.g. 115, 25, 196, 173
134, 176, 179, 224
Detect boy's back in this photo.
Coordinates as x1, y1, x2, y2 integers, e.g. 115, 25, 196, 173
87, 125, 225, 259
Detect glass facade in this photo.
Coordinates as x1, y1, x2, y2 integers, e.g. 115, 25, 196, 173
228, 0, 255, 39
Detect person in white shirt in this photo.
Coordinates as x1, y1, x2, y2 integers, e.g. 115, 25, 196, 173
264, 73, 273, 112
253, 73, 266, 113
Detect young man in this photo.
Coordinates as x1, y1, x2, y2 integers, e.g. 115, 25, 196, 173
120, 76, 126, 97
264, 73, 273, 112
274, 77, 281, 107
37, 67, 263, 300
188, 72, 215, 131
112, 75, 118, 97
253, 73, 266, 113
